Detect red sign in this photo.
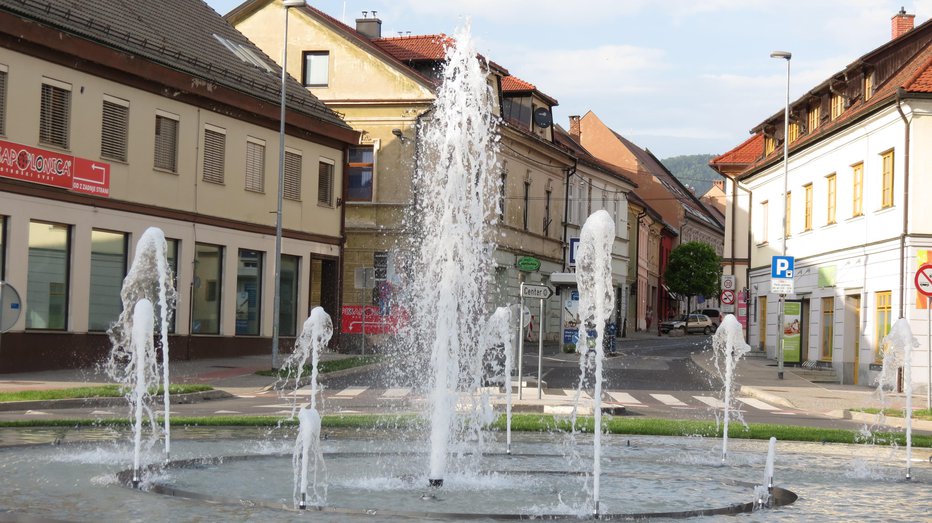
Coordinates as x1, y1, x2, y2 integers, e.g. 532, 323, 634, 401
0, 139, 110, 196
340, 305, 405, 334
720, 289, 735, 305
915, 263, 932, 298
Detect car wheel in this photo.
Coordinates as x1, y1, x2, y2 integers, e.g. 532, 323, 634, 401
703, 326, 712, 335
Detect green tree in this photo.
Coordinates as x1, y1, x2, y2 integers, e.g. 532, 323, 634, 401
664, 242, 721, 328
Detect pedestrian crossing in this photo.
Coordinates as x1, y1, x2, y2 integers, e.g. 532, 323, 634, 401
263, 386, 792, 414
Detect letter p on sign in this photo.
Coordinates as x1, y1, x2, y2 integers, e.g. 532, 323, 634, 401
771, 256, 794, 279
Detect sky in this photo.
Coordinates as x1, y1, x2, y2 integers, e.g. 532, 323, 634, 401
206, 0, 931, 159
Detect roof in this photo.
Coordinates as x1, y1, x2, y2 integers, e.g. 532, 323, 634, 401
710, 134, 764, 170
501, 75, 559, 106
904, 53, 932, 91
0, 0, 352, 133
553, 125, 637, 189
373, 34, 451, 61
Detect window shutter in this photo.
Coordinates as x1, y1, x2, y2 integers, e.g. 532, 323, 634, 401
245, 140, 265, 193
202, 128, 225, 184
100, 100, 129, 162
283, 151, 302, 201
154, 115, 178, 172
40, 84, 70, 149
317, 161, 333, 206
0, 71, 7, 136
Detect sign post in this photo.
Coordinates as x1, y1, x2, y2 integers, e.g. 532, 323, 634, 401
772, 256, 795, 379
915, 263, 932, 410
519, 283, 553, 399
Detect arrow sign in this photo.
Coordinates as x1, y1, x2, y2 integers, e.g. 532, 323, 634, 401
521, 284, 553, 300
915, 263, 932, 297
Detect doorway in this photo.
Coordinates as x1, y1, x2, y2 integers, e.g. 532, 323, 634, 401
843, 294, 861, 384
758, 296, 767, 352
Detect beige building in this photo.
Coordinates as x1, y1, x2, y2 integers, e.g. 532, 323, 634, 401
0, 1, 356, 371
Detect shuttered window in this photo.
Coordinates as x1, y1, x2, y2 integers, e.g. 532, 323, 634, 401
100, 97, 129, 162
40, 82, 71, 149
202, 127, 225, 184
317, 160, 333, 206
245, 139, 265, 193
154, 114, 179, 172
0, 69, 7, 136
283, 151, 302, 201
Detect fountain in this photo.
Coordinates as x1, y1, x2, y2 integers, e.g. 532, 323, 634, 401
876, 317, 918, 480
712, 314, 751, 462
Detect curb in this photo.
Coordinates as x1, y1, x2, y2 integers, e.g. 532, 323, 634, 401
0, 390, 233, 412
738, 385, 797, 410
259, 362, 384, 392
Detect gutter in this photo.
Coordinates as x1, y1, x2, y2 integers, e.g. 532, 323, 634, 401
561, 160, 577, 271
895, 87, 911, 319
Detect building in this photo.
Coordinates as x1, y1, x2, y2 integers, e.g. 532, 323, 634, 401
0, 0, 357, 371
713, 10, 932, 391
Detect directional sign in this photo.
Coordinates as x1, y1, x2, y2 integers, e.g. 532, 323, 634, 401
720, 289, 736, 305
521, 283, 553, 300
915, 263, 932, 297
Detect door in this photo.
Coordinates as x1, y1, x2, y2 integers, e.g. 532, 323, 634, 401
844, 295, 861, 384
758, 296, 767, 352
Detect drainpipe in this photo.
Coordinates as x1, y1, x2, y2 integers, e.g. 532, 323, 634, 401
562, 160, 577, 272
895, 87, 911, 319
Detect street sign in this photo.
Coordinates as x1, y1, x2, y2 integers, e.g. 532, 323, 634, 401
720, 289, 735, 305
915, 263, 932, 297
521, 283, 553, 300
721, 275, 736, 291
517, 256, 541, 272
0, 281, 22, 333
568, 237, 580, 267
771, 255, 795, 295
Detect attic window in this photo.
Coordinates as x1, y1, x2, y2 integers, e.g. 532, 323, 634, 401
213, 34, 273, 73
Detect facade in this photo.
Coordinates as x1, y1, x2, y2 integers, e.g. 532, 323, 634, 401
715, 10, 932, 392
0, 0, 357, 371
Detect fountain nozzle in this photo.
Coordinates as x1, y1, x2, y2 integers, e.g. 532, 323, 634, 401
428, 478, 443, 488
299, 493, 307, 510
132, 474, 140, 489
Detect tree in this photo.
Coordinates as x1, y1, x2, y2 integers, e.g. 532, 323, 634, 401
664, 242, 721, 329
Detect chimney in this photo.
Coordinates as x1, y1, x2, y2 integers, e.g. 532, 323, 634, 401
356, 11, 382, 39
569, 115, 581, 140
713, 180, 724, 191
891, 7, 915, 39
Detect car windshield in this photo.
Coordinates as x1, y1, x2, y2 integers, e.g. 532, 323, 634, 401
671, 315, 688, 322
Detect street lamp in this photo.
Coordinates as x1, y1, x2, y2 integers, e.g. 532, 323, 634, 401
771, 50, 791, 380
272, 0, 306, 369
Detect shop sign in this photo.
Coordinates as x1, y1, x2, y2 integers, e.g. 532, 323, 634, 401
0, 139, 110, 196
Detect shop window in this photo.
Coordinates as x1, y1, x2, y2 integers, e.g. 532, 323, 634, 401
874, 291, 892, 362
236, 249, 263, 336
279, 254, 300, 337
820, 297, 834, 360
26, 221, 70, 330
88, 230, 127, 331
192, 243, 223, 334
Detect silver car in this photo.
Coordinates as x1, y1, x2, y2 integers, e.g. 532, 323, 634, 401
660, 313, 714, 335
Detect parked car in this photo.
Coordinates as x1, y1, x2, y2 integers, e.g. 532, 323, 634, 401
700, 308, 722, 329
660, 314, 714, 335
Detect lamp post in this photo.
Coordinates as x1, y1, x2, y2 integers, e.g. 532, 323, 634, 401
272, 0, 306, 369
771, 50, 791, 380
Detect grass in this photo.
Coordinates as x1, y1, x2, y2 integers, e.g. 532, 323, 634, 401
854, 407, 932, 421
1, 413, 928, 447
0, 383, 213, 403
255, 355, 381, 377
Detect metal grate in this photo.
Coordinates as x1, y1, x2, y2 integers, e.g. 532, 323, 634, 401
244, 140, 265, 193
283, 151, 302, 201
202, 128, 225, 184
40, 83, 70, 148
154, 115, 178, 172
100, 99, 129, 162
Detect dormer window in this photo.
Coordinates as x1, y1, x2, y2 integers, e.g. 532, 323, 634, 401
788, 121, 800, 143
831, 93, 844, 120
807, 103, 821, 132
764, 135, 776, 155
864, 71, 874, 101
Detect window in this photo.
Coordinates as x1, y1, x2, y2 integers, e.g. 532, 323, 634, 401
245, 138, 265, 193
499, 171, 507, 221
154, 113, 179, 172
788, 121, 800, 143
881, 150, 894, 209
279, 254, 300, 336
26, 221, 70, 330
820, 297, 834, 360
101, 96, 129, 162
544, 188, 552, 236
0, 66, 7, 135
764, 135, 776, 155
784, 192, 791, 238
852, 162, 864, 216
830, 93, 844, 120
40, 80, 71, 149
236, 249, 263, 336
347, 146, 373, 201
88, 230, 127, 331
302, 51, 330, 87
283, 150, 302, 201
803, 184, 813, 231
760, 200, 769, 244
807, 103, 820, 132
826, 174, 836, 224
165, 238, 179, 334
192, 243, 223, 334
874, 291, 892, 362
318, 159, 334, 206
202, 126, 226, 184
523, 180, 530, 230
567, 179, 576, 225
0, 215, 5, 279
864, 71, 874, 101
212, 34, 273, 73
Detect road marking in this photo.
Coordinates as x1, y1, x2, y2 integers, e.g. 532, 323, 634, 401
24, 410, 50, 416
90, 410, 116, 415
651, 393, 686, 406
214, 410, 241, 414
257, 404, 295, 408
382, 388, 411, 398
694, 396, 725, 409
737, 397, 780, 411
334, 386, 368, 397
562, 389, 592, 400
607, 392, 642, 405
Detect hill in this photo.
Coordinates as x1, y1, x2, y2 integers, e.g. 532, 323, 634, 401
660, 154, 722, 196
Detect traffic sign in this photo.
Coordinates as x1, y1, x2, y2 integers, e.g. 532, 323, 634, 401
0, 282, 22, 333
771, 256, 795, 279
568, 237, 580, 267
721, 275, 736, 291
915, 263, 932, 297
521, 283, 553, 300
720, 289, 735, 305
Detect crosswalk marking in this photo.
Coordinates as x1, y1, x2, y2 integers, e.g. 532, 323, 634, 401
607, 392, 642, 405
334, 386, 368, 397
381, 387, 410, 398
650, 394, 686, 406
737, 397, 780, 411
693, 396, 725, 409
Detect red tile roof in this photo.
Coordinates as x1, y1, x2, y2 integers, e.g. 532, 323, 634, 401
373, 35, 451, 62
904, 53, 932, 92
711, 133, 763, 167
502, 75, 535, 92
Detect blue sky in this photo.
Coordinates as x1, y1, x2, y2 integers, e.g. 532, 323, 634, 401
206, 0, 931, 159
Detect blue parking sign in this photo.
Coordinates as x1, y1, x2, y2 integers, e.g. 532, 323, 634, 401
771, 256, 794, 279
